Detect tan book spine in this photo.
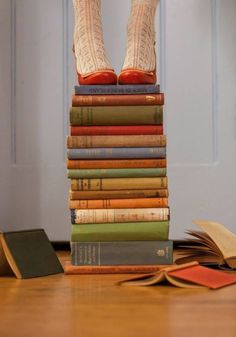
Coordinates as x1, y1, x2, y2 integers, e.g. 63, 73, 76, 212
67, 135, 166, 148
64, 262, 161, 274
72, 93, 164, 106
69, 198, 168, 209
67, 158, 167, 169
71, 177, 168, 191
71, 208, 169, 224
69, 189, 169, 200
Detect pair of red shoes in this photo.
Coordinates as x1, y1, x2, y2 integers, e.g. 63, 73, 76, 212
77, 68, 156, 85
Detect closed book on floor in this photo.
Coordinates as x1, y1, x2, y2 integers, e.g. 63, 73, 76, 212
74, 84, 160, 95
71, 221, 169, 242
0, 229, 63, 278
71, 241, 173, 266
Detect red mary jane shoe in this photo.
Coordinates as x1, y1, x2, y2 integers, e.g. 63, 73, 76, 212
77, 70, 117, 85
118, 69, 156, 85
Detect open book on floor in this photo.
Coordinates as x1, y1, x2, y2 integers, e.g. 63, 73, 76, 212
175, 220, 236, 270
119, 261, 236, 289
0, 229, 63, 278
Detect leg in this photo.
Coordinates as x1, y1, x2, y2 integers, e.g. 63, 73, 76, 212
73, 0, 117, 85
119, 0, 159, 84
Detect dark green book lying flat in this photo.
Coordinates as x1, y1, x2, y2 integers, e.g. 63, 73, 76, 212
0, 229, 64, 278
71, 221, 169, 242
71, 241, 173, 266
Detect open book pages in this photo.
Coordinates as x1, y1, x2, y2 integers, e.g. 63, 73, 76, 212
175, 220, 236, 270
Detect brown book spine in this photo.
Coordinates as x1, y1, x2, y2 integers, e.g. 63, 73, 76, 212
70, 125, 164, 136
69, 189, 169, 200
69, 198, 168, 209
67, 159, 167, 169
71, 177, 168, 191
72, 93, 164, 106
64, 262, 161, 274
67, 135, 166, 148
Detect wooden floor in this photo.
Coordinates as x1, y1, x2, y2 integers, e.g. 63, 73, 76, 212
1, 252, 236, 337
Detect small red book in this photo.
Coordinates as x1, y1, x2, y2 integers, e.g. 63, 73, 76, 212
120, 262, 236, 289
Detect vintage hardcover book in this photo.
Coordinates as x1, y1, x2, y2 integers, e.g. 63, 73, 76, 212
67, 135, 166, 148
71, 221, 169, 241
71, 177, 168, 191
69, 189, 169, 200
64, 262, 162, 274
70, 125, 163, 136
0, 229, 63, 278
67, 168, 166, 179
74, 84, 160, 95
119, 261, 236, 289
67, 147, 166, 160
175, 220, 236, 270
71, 241, 173, 266
70, 106, 163, 126
71, 208, 169, 224
67, 158, 167, 169
69, 197, 168, 209
72, 93, 164, 106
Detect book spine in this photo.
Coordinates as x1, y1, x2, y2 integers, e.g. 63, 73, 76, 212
67, 147, 166, 160
71, 221, 169, 241
71, 177, 168, 191
67, 159, 167, 169
72, 93, 164, 106
67, 135, 166, 148
71, 208, 169, 224
67, 168, 167, 179
71, 241, 173, 266
70, 125, 163, 136
74, 84, 160, 95
69, 189, 169, 200
64, 263, 162, 274
70, 106, 163, 126
69, 198, 169, 209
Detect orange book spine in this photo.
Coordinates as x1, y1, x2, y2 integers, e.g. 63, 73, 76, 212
64, 262, 161, 274
69, 198, 168, 209
72, 93, 164, 106
69, 189, 169, 200
67, 159, 167, 169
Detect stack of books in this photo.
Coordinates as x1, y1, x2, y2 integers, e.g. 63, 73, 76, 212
65, 84, 173, 274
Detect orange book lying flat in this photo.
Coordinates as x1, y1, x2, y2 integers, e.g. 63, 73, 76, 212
119, 262, 236, 289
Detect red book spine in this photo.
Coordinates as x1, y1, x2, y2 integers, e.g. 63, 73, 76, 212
70, 125, 163, 136
72, 93, 164, 106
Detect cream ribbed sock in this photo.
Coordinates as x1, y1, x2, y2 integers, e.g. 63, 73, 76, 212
122, 0, 159, 72
73, 0, 113, 76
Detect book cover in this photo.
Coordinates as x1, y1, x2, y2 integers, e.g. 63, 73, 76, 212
69, 189, 169, 200
119, 261, 236, 289
67, 168, 167, 179
72, 93, 164, 106
68, 197, 169, 209
67, 158, 167, 169
71, 208, 170, 224
70, 106, 163, 126
0, 229, 63, 278
67, 135, 166, 148
71, 221, 169, 241
74, 84, 160, 95
67, 147, 166, 160
64, 262, 162, 274
70, 177, 168, 191
71, 241, 173, 266
70, 125, 163, 136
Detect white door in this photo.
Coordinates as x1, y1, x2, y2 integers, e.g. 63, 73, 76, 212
0, 0, 235, 240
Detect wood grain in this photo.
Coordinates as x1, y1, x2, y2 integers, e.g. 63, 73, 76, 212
0, 252, 236, 337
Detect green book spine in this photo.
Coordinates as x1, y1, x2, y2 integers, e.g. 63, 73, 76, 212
70, 106, 163, 126
67, 168, 167, 179
71, 221, 169, 242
